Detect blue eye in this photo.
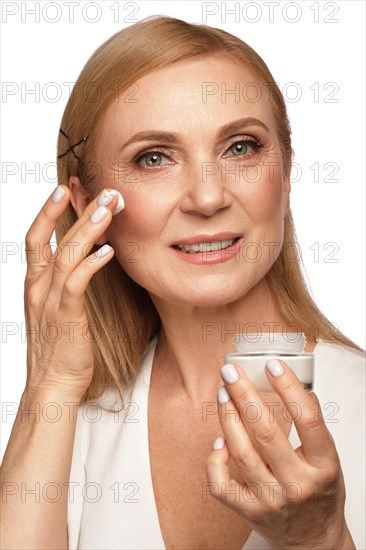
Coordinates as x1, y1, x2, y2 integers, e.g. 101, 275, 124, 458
227, 140, 258, 157
134, 151, 170, 168
142, 152, 162, 166
131, 138, 262, 171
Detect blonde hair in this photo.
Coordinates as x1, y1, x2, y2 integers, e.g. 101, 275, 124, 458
56, 15, 363, 407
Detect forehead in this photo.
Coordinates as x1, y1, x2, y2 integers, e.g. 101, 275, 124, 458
102, 55, 276, 139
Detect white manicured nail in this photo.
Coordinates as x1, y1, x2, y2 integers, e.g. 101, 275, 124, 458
220, 363, 239, 384
217, 385, 230, 404
96, 244, 113, 258
266, 359, 284, 377
51, 185, 65, 204
90, 205, 109, 223
213, 436, 225, 450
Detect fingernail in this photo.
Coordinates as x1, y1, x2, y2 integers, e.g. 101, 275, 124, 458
51, 185, 65, 204
109, 189, 125, 215
213, 436, 225, 450
97, 189, 114, 207
217, 385, 230, 404
96, 244, 113, 258
266, 359, 284, 377
90, 205, 109, 223
220, 363, 239, 384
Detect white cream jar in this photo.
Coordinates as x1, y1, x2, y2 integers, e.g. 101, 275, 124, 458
224, 332, 314, 392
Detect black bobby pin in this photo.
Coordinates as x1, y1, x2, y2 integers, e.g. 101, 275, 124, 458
58, 129, 88, 164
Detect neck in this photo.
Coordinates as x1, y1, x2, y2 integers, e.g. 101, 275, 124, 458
149, 278, 296, 402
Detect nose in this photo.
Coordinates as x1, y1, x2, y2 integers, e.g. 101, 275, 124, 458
179, 160, 232, 217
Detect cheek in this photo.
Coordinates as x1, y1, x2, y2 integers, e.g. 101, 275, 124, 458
239, 164, 285, 223
106, 186, 172, 247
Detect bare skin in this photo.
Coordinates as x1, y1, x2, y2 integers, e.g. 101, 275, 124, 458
0, 188, 120, 549
147, 338, 320, 549
96, 55, 353, 548
1, 54, 355, 548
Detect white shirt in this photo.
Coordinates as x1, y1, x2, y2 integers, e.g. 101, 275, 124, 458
67, 336, 365, 549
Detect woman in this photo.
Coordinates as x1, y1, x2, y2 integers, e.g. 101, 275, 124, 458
1, 15, 364, 550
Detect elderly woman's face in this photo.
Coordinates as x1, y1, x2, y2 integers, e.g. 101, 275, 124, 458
97, 55, 290, 306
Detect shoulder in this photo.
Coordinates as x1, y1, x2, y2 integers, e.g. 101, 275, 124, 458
73, 334, 158, 448
67, 336, 158, 548
312, 339, 364, 410
312, 340, 365, 548
314, 338, 365, 373
312, 338, 365, 409
82, 334, 158, 411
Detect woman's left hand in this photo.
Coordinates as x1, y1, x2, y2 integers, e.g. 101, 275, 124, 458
205, 359, 355, 549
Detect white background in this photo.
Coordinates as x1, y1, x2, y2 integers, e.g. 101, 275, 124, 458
1, 0, 365, 458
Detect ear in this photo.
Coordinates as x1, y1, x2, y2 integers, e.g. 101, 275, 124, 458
69, 176, 109, 245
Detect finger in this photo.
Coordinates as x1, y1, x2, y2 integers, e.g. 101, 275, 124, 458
59, 243, 114, 318
205, 436, 244, 512
25, 184, 70, 276
49, 188, 122, 297
64, 187, 124, 245
205, 436, 267, 518
221, 363, 300, 483
216, 385, 274, 484
265, 359, 337, 467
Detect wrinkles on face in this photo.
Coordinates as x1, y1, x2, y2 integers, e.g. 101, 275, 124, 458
93, 55, 290, 305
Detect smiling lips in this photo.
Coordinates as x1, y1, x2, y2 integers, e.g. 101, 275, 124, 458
170, 232, 243, 263
175, 238, 238, 253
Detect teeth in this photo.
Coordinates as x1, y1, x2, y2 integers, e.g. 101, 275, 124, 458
177, 239, 236, 253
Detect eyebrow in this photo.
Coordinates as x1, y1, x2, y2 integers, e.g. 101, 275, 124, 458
118, 117, 270, 152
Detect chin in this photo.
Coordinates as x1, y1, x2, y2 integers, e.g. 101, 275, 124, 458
168, 280, 251, 307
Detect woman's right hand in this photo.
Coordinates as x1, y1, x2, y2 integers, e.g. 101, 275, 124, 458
23, 184, 123, 400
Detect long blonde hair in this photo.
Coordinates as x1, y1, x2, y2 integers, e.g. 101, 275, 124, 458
56, 15, 363, 407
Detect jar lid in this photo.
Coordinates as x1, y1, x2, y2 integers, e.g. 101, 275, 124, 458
233, 332, 307, 354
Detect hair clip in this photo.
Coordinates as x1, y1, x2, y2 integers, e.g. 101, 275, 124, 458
58, 128, 88, 165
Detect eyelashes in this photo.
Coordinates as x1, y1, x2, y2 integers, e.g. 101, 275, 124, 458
129, 137, 263, 171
